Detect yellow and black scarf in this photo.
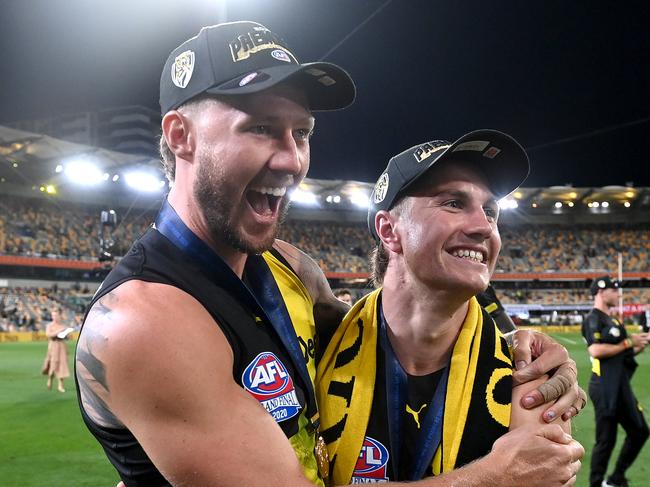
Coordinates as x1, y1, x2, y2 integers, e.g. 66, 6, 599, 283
317, 289, 512, 484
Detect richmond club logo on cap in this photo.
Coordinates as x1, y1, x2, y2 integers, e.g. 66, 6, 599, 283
373, 173, 390, 204
171, 50, 195, 89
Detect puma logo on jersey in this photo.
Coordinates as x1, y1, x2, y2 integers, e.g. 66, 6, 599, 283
406, 403, 427, 429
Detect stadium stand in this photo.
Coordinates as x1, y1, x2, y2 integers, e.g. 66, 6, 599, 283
1, 193, 648, 275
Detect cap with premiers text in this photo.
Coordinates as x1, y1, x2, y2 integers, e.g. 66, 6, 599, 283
367, 129, 530, 241
159, 21, 356, 114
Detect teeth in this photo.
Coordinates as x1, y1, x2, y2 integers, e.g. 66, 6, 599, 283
251, 186, 286, 197
451, 249, 484, 263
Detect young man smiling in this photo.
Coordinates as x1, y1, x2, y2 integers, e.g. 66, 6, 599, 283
76, 22, 584, 487
318, 131, 583, 485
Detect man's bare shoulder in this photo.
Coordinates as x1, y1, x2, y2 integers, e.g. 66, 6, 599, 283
76, 279, 234, 426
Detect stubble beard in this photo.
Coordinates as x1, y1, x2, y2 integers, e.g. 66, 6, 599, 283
193, 154, 289, 255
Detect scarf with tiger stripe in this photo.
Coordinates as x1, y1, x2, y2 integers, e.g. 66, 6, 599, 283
316, 289, 512, 484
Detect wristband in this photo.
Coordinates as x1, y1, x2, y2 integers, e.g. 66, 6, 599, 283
623, 338, 632, 349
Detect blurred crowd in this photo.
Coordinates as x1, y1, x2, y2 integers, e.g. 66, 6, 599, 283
497, 288, 650, 305
3, 196, 647, 275
1, 192, 649, 332
0, 195, 152, 260
0, 285, 88, 332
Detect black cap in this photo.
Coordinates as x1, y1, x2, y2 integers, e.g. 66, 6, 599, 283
367, 129, 530, 241
159, 21, 356, 114
590, 276, 621, 296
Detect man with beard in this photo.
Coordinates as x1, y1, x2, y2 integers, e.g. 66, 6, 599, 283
76, 22, 584, 487
582, 276, 649, 487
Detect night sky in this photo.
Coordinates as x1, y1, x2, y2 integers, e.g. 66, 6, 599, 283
1, 0, 649, 187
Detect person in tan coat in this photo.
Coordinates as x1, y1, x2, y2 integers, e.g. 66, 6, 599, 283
42, 307, 71, 393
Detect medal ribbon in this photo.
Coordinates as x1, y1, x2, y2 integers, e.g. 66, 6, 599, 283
155, 200, 318, 427
379, 302, 449, 480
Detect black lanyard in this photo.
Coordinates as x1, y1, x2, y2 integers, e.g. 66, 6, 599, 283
379, 301, 449, 480
155, 200, 318, 429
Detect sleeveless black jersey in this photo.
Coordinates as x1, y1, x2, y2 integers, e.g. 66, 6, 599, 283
75, 229, 318, 486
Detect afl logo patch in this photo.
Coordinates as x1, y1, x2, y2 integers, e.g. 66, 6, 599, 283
242, 352, 301, 423
373, 173, 389, 204
271, 49, 292, 63
171, 50, 195, 89
351, 436, 390, 483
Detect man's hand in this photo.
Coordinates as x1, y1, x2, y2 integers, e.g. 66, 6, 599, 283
509, 330, 587, 422
485, 424, 584, 486
630, 332, 650, 354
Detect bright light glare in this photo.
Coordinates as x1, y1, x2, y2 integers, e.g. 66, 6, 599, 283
498, 198, 518, 210
290, 188, 318, 205
124, 171, 163, 192
601, 201, 609, 208
64, 159, 104, 185
55, 164, 63, 173
592, 201, 600, 208
554, 201, 562, 208
46, 184, 56, 194
326, 194, 341, 204
624, 201, 631, 208
349, 191, 370, 209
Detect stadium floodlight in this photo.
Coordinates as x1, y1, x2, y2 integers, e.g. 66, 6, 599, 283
112, 174, 120, 182
103, 173, 110, 181
624, 201, 631, 208
554, 202, 562, 208
498, 198, 518, 210
567, 201, 574, 207
124, 171, 164, 193
325, 194, 341, 204
55, 164, 63, 173
601, 201, 609, 208
290, 188, 318, 206
592, 201, 600, 208
349, 191, 370, 209
64, 158, 104, 186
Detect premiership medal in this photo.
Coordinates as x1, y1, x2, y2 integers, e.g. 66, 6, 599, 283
315, 434, 330, 481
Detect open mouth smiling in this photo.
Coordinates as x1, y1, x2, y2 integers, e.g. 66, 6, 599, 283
449, 248, 486, 264
246, 186, 286, 218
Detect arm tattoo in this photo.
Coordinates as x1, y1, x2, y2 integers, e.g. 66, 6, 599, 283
76, 291, 122, 427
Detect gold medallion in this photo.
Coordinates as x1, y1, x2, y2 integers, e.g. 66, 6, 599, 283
315, 435, 330, 481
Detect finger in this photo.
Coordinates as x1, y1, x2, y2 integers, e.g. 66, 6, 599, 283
513, 342, 571, 386
568, 439, 585, 461
537, 373, 578, 420
559, 460, 581, 486
561, 387, 587, 421
538, 361, 577, 401
511, 330, 532, 371
536, 423, 571, 444
517, 359, 576, 409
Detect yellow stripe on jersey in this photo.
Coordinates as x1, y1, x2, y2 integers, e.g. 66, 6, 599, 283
485, 302, 498, 314
262, 251, 322, 485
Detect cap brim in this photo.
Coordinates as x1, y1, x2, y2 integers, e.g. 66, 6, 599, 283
205, 62, 356, 112
402, 129, 530, 199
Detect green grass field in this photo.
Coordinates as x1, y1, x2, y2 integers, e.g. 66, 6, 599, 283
2, 335, 650, 486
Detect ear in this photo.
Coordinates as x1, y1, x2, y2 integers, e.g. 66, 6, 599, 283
161, 110, 194, 162
375, 210, 402, 254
